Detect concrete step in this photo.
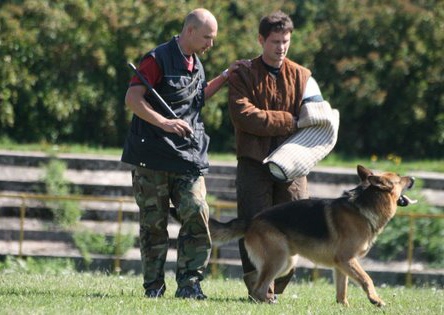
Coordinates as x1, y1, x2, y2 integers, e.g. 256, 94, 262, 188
1, 178, 442, 208
4, 238, 428, 272
1, 164, 443, 207
1, 213, 444, 286
0, 196, 139, 221
2, 150, 444, 189
0, 217, 181, 249
0, 150, 130, 170
0, 192, 233, 222
2, 238, 442, 287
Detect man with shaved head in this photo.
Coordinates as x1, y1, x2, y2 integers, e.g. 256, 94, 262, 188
122, 8, 246, 299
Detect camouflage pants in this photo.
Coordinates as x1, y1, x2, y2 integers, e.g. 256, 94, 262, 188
132, 167, 211, 291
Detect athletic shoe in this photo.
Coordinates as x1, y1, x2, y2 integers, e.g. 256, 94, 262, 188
175, 282, 207, 300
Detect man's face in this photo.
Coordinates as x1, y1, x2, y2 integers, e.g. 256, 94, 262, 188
259, 30, 291, 67
190, 22, 218, 55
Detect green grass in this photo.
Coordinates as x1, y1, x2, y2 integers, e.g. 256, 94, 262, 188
1, 138, 443, 172
0, 137, 123, 156
0, 272, 442, 315
317, 153, 444, 173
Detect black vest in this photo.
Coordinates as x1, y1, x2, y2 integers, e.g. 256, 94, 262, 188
121, 36, 210, 174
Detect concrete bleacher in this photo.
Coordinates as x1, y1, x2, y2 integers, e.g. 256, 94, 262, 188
0, 150, 443, 286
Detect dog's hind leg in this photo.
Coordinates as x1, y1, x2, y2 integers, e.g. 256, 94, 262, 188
251, 252, 295, 303
245, 244, 286, 302
334, 268, 349, 306
252, 262, 282, 303
245, 224, 291, 303
337, 258, 385, 307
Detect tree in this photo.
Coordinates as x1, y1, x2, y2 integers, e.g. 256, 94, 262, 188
291, 0, 444, 158
0, 0, 443, 158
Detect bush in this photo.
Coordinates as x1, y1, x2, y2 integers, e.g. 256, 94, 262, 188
73, 230, 135, 265
41, 158, 83, 227
0, 256, 76, 275
372, 180, 444, 267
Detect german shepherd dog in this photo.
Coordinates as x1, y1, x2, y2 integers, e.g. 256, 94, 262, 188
209, 165, 417, 306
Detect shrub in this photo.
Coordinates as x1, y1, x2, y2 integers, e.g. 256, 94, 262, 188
0, 256, 76, 275
41, 158, 83, 227
73, 230, 135, 265
372, 179, 444, 267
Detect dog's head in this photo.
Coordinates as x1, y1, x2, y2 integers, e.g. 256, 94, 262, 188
357, 165, 417, 207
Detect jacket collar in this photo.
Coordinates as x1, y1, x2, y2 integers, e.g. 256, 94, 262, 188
170, 36, 201, 72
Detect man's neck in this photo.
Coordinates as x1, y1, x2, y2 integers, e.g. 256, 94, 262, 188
177, 36, 192, 56
261, 57, 281, 76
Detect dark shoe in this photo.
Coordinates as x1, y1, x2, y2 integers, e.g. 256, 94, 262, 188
175, 282, 207, 300
145, 286, 165, 298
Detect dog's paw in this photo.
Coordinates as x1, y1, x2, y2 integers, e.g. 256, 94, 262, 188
369, 296, 385, 307
267, 296, 278, 304
336, 298, 349, 307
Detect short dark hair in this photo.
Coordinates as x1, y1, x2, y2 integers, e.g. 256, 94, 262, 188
259, 11, 294, 39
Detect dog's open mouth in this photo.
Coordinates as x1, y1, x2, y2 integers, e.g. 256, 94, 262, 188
397, 177, 418, 207
397, 195, 418, 207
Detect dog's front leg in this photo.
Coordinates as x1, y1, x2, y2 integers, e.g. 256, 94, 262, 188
334, 268, 349, 306
338, 258, 385, 307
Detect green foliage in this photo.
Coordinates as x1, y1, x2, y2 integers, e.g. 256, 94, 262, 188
292, 0, 444, 158
73, 230, 135, 265
377, 212, 444, 267
0, 0, 443, 158
415, 211, 444, 267
0, 256, 76, 275
373, 179, 444, 267
41, 158, 83, 227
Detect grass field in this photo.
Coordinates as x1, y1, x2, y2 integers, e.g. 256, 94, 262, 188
0, 272, 442, 315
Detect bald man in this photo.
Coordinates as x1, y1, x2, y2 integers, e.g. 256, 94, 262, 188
122, 8, 246, 299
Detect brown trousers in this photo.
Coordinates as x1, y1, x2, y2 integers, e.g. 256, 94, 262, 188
236, 158, 308, 294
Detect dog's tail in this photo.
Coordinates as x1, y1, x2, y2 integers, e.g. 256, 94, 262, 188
209, 217, 247, 245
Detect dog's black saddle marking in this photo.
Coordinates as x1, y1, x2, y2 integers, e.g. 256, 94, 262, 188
256, 199, 330, 240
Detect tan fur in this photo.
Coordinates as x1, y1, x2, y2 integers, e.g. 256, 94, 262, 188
209, 165, 416, 306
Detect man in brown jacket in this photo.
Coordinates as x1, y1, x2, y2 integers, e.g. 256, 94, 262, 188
228, 10, 324, 301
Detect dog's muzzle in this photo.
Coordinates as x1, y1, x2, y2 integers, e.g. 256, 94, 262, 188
397, 177, 417, 207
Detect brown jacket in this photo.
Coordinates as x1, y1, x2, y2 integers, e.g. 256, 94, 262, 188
228, 56, 311, 162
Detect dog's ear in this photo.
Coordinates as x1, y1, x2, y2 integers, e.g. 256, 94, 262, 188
357, 165, 373, 181
368, 175, 394, 191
